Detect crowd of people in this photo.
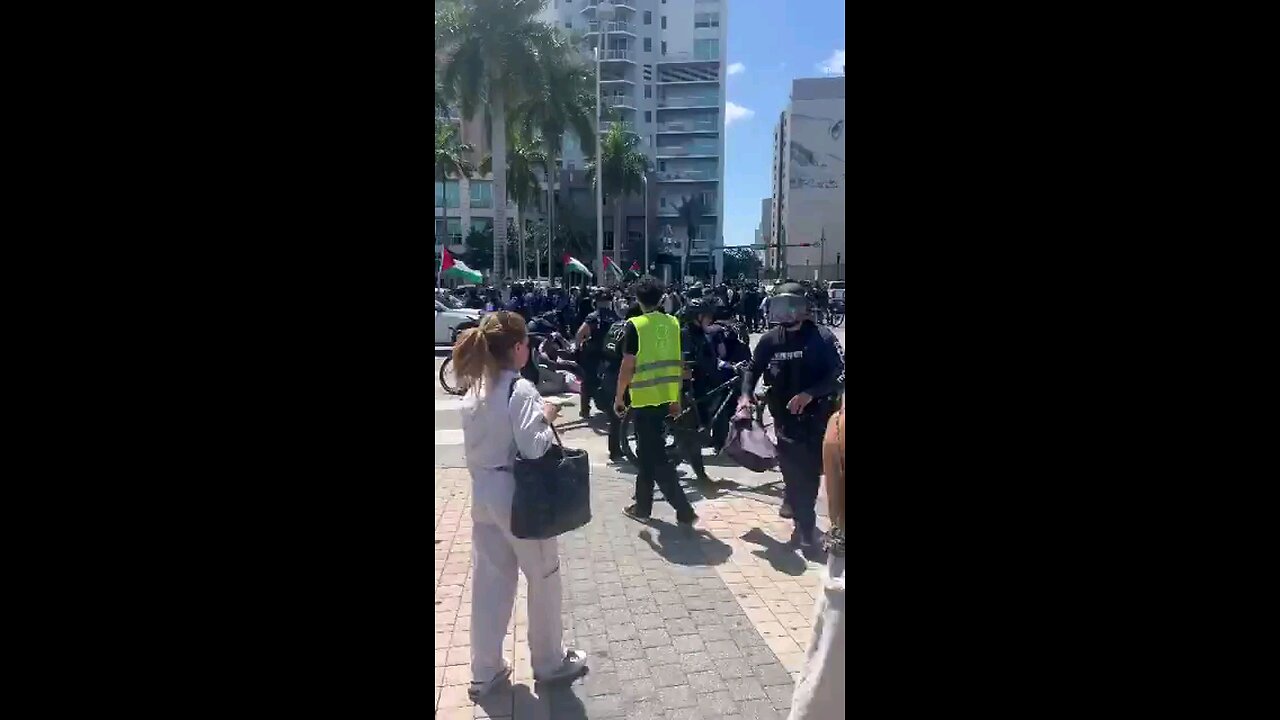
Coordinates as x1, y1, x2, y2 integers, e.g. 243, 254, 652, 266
438, 276, 842, 338
449, 273, 846, 717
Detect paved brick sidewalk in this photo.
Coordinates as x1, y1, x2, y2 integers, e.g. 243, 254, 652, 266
435, 465, 831, 719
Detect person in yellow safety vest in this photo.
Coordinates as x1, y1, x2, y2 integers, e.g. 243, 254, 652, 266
613, 276, 698, 525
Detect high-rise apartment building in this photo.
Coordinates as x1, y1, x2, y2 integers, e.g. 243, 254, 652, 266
770, 76, 845, 281
543, 0, 728, 283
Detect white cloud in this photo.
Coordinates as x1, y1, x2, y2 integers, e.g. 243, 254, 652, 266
727, 62, 745, 76
725, 101, 755, 126
818, 49, 845, 76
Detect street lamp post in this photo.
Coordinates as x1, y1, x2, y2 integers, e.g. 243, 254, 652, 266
642, 173, 649, 278
594, 1, 615, 283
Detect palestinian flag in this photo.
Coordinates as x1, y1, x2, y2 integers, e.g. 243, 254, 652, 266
563, 254, 593, 277
441, 247, 482, 284
603, 255, 625, 283
626, 260, 642, 280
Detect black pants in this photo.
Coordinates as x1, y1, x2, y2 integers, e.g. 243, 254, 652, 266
598, 371, 624, 458
579, 358, 600, 414
633, 405, 695, 521
776, 421, 825, 535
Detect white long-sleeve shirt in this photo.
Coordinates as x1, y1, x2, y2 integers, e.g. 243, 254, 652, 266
461, 369, 556, 518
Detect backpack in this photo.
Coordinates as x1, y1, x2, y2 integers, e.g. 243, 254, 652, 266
601, 319, 630, 363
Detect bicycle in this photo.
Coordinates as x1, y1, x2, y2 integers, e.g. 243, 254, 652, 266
827, 299, 845, 327
438, 332, 584, 397
618, 364, 749, 467
439, 354, 463, 395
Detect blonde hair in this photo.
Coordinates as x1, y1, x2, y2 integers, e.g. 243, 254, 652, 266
451, 311, 528, 393
822, 404, 845, 529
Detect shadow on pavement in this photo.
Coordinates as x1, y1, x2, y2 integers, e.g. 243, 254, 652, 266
537, 682, 590, 720
638, 518, 733, 566
740, 526, 808, 576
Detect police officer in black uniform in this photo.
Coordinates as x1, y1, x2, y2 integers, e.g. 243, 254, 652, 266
573, 289, 619, 419
677, 298, 722, 484
598, 302, 643, 462
738, 281, 844, 549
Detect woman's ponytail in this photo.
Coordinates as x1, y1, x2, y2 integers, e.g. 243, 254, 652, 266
450, 311, 529, 394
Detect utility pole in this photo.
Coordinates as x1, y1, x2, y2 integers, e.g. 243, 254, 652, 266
818, 226, 826, 281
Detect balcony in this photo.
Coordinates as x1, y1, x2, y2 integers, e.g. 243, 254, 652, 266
657, 203, 718, 217
655, 144, 719, 158
658, 51, 721, 64
656, 119, 719, 133
581, 1, 638, 16
599, 77, 635, 85
598, 49, 636, 62
602, 95, 636, 110
655, 169, 718, 182
585, 20, 636, 36
657, 96, 719, 110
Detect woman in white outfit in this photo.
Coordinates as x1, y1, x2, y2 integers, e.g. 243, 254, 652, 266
452, 311, 588, 699
788, 404, 845, 719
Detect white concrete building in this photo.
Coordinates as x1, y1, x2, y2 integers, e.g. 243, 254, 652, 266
542, 0, 728, 283
770, 76, 845, 281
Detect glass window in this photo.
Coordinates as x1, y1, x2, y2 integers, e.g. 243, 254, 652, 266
470, 180, 493, 208
698, 224, 716, 240
565, 21, 572, 29
694, 39, 719, 60
604, 231, 614, 251
470, 218, 492, 235
448, 218, 463, 237
645, 84, 652, 99
661, 41, 667, 55
695, 13, 719, 28
644, 111, 651, 123
644, 10, 651, 24
435, 181, 461, 208
644, 37, 651, 52
661, 16, 667, 29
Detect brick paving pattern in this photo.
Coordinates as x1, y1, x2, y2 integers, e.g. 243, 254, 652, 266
435, 464, 830, 719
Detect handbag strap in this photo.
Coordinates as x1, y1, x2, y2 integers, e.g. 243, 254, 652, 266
508, 377, 564, 451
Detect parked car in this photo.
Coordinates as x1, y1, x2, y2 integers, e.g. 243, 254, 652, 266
435, 295, 481, 345
828, 280, 845, 302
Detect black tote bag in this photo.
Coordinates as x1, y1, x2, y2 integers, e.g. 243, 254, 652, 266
507, 379, 592, 539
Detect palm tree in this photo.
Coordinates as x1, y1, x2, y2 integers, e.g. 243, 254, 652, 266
481, 128, 545, 279
585, 121, 649, 282
512, 45, 596, 280
676, 194, 708, 282
434, 120, 475, 248
437, 0, 561, 281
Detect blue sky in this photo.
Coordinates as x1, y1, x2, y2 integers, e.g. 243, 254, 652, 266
723, 0, 845, 247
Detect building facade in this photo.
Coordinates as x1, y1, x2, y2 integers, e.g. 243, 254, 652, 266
542, 0, 728, 284
770, 76, 845, 282
434, 106, 551, 285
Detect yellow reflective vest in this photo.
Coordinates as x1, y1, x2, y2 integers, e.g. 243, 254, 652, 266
628, 311, 682, 407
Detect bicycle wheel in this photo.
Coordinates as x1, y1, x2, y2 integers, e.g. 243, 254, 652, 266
439, 356, 464, 396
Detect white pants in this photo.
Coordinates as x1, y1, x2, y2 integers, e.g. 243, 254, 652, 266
788, 553, 845, 720
469, 486, 567, 682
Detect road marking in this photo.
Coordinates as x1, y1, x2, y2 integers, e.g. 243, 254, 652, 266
436, 429, 464, 446
435, 397, 469, 412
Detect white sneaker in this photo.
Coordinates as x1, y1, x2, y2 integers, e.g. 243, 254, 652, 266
533, 649, 588, 684
467, 665, 512, 700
